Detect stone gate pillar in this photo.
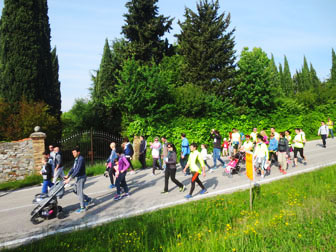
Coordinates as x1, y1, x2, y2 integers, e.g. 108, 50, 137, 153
133, 136, 141, 161
30, 126, 46, 173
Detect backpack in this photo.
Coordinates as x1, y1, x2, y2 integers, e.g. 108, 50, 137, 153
278, 138, 287, 152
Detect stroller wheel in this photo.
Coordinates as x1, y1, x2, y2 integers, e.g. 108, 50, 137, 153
31, 215, 43, 225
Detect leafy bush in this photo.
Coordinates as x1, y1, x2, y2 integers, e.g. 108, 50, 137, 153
0, 98, 60, 141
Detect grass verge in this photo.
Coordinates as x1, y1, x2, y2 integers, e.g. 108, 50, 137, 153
0, 174, 42, 191
6, 165, 336, 251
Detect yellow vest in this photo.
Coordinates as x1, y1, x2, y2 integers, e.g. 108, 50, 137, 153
327, 120, 333, 129
294, 134, 304, 148
187, 150, 205, 174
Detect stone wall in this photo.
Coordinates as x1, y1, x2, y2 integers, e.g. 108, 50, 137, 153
0, 129, 46, 183
0, 139, 34, 183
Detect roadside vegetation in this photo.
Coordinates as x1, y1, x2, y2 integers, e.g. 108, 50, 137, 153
7, 165, 336, 252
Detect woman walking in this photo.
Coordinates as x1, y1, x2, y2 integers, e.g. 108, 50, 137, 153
114, 147, 130, 201
161, 143, 186, 194
150, 137, 162, 175
183, 143, 207, 199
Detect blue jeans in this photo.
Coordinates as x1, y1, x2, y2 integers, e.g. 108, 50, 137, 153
329, 129, 334, 138
42, 180, 54, 194
213, 148, 225, 167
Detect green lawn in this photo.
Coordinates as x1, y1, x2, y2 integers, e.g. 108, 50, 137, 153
7, 165, 336, 252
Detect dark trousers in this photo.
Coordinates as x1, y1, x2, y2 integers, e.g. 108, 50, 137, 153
180, 154, 190, 174
152, 158, 162, 174
269, 151, 278, 165
164, 168, 183, 192
139, 152, 146, 169
115, 171, 129, 195
189, 172, 205, 196
321, 134, 327, 147
108, 167, 115, 185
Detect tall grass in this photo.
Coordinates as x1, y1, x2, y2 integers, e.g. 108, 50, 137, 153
7, 165, 336, 251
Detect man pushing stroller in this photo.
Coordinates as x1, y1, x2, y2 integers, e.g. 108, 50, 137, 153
64, 147, 92, 213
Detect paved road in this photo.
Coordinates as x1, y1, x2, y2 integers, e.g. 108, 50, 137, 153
1, 138, 335, 249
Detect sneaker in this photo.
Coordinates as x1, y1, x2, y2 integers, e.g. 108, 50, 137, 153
129, 170, 135, 175
184, 194, 192, 199
209, 169, 214, 173
212, 166, 218, 170
84, 197, 92, 208
304, 162, 307, 166
114, 195, 122, 201
161, 191, 168, 194
282, 170, 287, 174
261, 174, 264, 179
122, 193, 130, 198
76, 207, 86, 214
109, 184, 116, 189
151, 173, 155, 176
200, 189, 208, 194
179, 185, 186, 192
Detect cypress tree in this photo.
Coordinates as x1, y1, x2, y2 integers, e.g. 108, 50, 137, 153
330, 48, 336, 85
282, 56, 294, 96
309, 63, 320, 89
92, 39, 114, 103
176, 0, 236, 95
121, 0, 174, 63
269, 54, 282, 96
0, 0, 57, 114
300, 56, 312, 91
51, 47, 61, 118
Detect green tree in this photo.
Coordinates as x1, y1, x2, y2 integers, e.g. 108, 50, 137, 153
234, 47, 276, 114
269, 54, 282, 96
51, 47, 62, 118
121, 0, 174, 63
309, 63, 320, 90
0, 0, 59, 116
103, 58, 174, 121
91, 39, 115, 103
281, 56, 294, 96
330, 48, 336, 86
176, 0, 236, 95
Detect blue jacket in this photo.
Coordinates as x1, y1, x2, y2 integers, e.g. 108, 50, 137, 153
107, 149, 118, 163
124, 143, 134, 157
181, 138, 190, 156
68, 155, 86, 178
268, 138, 278, 151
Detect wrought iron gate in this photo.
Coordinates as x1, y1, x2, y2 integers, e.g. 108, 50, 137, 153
56, 129, 123, 169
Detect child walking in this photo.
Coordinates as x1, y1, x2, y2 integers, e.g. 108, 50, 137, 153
222, 138, 229, 157
201, 144, 211, 171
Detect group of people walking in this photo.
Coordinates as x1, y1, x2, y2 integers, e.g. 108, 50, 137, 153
39, 118, 334, 212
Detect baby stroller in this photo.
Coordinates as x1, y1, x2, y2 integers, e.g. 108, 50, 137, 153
224, 152, 244, 178
30, 180, 66, 224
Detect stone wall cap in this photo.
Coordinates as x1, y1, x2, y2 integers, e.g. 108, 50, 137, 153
30, 132, 46, 139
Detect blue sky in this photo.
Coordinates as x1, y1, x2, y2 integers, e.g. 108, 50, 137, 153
0, 0, 335, 112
